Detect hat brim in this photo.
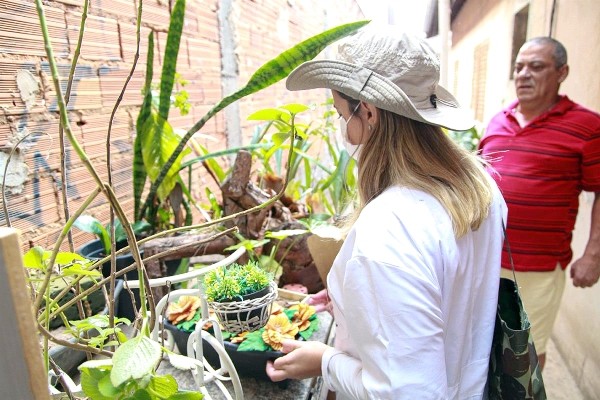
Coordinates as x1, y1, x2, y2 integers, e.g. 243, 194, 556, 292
286, 60, 474, 131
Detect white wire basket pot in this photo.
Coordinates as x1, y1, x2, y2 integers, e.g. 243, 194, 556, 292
206, 281, 278, 334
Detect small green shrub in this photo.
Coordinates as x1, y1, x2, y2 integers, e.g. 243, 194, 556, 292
203, 261, 272, 302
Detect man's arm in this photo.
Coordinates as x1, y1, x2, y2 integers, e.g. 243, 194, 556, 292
570, 192, 600, 287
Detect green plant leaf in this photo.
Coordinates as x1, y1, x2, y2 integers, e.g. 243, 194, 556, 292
124, 389, 152, 400
22, 246, 47, 270
74, 215, 111, 253
146, 374, 178, 398
237, 329, 270, 352
141, 111, 191, 201
247, 108, 285, 121
168, 392, 204, 399
158, 0, 186, 120
134, 31, 155, 219
79, 359, 114, 400
110, 335, 162, 387
280, 103, 310, 115
299, 317, 320, 340
55, 251, 88, 265
98, 373, 121, 398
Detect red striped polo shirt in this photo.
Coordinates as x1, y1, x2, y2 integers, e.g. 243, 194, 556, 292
479, 95, 600, 271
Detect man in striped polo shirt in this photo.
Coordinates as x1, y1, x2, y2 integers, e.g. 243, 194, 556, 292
479, 37, 600, 369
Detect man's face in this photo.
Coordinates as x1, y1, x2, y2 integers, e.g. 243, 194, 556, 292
513, 42, 568, 106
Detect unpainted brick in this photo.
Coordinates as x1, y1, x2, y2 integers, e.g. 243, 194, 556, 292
98, 65, 145, 108
119, 23, 153, 64
134, 0, 169, 30
0, 0, 69, 58
41, 62, 103, 111
0, 60, 45, 115
66, 12, 121, 61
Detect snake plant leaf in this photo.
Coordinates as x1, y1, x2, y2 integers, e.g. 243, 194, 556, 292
140, 20, 370, 217
141, 110, 191, 201
134, 31, 155, 219
158, 0, 186, 120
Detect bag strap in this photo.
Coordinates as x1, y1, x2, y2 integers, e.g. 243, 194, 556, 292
502, 221, 520, 293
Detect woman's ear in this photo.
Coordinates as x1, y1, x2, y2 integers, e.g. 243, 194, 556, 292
361, 101, 379, 125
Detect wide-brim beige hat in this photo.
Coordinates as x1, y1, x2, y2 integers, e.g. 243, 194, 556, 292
286, 26, 474, 131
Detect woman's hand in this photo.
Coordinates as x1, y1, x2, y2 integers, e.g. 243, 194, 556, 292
265, 339, 330, 382
307, 288, 332, 313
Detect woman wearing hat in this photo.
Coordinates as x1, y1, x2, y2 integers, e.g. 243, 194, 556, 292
266, 26, 507, 399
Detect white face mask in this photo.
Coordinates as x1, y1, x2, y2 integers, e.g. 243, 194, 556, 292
339, 103, 361, 160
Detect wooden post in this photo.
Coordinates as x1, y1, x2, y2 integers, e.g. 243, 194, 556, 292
0, 228, 49, 399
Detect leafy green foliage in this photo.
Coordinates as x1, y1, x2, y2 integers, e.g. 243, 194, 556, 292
203, 261, 272, 302
236, 329, 270, 352
79, 357, 203, 400
73, 215, 151, 254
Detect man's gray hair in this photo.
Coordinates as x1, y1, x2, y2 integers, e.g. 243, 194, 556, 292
526, 37, 568, 68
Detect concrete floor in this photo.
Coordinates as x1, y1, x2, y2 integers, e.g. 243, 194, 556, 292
543, 338, 587, 399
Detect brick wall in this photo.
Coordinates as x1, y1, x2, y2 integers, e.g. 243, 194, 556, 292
0, 0, 364, 251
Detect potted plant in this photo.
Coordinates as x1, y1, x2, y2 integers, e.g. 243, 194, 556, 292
202, 261, 277, 334
163, 293, 319, 382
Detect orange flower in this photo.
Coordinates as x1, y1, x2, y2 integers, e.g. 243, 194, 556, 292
230, 331, 249, 344
289, 303, 315, 331
270, 302, 284, 315
167, 296, 202, 324
262, 314, 298, 351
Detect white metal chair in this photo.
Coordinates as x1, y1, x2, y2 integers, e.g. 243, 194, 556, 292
126, 246, 246, 400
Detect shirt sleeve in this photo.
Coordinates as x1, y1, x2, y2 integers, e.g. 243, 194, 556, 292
323, 256, 449, 399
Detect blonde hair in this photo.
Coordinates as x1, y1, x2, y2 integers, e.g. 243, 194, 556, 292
346, 99, 493, 238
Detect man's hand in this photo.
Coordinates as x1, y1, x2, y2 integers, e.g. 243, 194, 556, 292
570, 254, 600, 287
265, 339, 330, 382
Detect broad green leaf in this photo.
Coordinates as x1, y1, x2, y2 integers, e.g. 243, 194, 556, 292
272, 131, 290, 147
74, 215, 110, 253
299, 317, 320, 340
247, 108, 285, 121
237, 329, 270, 352
98, 373, 121, 398
54, 251, 87, 265
134, 31, 155, 219
80, 365, 114, 400
168, 391, 204, 399
146, 374, 178, 398
158, 0, 186, 120
280, 103, 310, 115
22, 246, 47, 270
124, 389, 152, 400
141, 111, 191, 201
110, 335, 162, 387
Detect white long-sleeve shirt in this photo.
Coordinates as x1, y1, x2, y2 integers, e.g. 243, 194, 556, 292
322, 185, 507, 399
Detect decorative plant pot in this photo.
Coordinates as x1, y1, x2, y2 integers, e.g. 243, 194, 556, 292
207, 281, 278, 334
163, 319, 286, 384
78, 239, 181, 321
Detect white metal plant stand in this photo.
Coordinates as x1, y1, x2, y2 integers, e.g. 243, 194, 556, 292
126, 246, 247, 400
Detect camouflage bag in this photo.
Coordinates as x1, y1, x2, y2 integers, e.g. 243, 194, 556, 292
486, 277, 547, 399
